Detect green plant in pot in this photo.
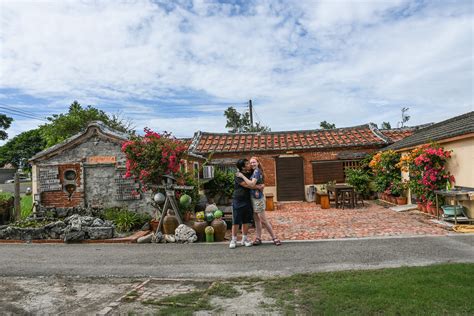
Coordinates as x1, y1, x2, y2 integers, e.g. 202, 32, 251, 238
345, 168, 372, 198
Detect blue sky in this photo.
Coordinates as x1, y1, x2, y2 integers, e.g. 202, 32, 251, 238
0, 0, 472, 144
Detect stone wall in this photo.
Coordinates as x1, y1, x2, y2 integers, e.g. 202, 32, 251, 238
34, 135, 148, 212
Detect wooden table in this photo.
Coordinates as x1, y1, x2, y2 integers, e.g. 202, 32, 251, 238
327, 184, 355, 209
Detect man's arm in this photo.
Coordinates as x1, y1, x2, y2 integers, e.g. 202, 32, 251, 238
238, 179, 264, 190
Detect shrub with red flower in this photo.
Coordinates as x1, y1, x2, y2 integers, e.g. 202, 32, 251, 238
121, 128, 188, 192
405, 143, 454, 204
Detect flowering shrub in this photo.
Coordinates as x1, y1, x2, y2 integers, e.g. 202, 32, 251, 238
121, 128, 188, 192
399, 144, 454, 204
369, 150, 402, 193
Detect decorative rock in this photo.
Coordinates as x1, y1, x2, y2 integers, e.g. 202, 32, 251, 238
64, 230, 85, 243
137, 233, 153, 244
175, 224, 197, 243
91, 218, 105, 227
84, 227, 113, 240
205, 204, 218, 213
81, 216, 95, 226
164, 234, 176, 243
141, 222, 150, 231
152, 231, 163, 243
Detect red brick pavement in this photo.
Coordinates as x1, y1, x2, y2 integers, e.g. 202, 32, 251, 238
239, 201, 449, 242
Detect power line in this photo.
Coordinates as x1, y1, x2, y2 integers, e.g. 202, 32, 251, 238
0, 104, 49, 122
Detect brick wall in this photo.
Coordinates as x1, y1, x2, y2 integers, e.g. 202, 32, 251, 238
210, 147, 379, 186
41, 163, 84, 208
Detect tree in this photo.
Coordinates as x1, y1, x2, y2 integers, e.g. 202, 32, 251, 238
0, 129, 46, 169
40, 101, 134, 147
224, 106, 270, 133
381, 121, 391, 129
398, 107, 410, 128
320, 121, 336, 129
0, 114, 13, 140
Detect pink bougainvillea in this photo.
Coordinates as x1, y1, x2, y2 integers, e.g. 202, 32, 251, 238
402, 143, 454, 204
121, 128, 188, 192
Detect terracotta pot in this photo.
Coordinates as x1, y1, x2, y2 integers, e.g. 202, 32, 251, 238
211, 218, 227, 242
149, 219, 160, 233
417, 203, 422, 211
183, 211, 192, 222
421, 204, 427, 213
389, 196, 396, 204
163, 209, 179, 235
428, 205, 437, 215
192, 221, 208, 242
396, 197, 407, 205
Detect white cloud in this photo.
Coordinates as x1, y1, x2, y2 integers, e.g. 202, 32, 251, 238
0, 0, 472, 143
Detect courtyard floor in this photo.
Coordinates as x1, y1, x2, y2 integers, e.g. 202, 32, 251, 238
234, 200, 450, 242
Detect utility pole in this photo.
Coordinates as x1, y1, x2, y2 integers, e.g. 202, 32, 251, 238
249, 99, 253, 127
14, 172, 20, 221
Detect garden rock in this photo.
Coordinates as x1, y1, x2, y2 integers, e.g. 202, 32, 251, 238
83, 227, 113, 240
91, 218, 105, 227
152, 231, 163, 243
137, 233, 153, 244
141, 222, 150, 231
175, 224, 197, 243
205, 204, 218, 213
63, 229, 85, 243
164, 234, 176, 243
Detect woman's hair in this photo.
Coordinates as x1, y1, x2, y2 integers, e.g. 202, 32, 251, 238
250, 156, 264, 178
236, 158, 248, 172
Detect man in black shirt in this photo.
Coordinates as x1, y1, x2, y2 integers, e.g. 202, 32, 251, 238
230, 158, 263, 249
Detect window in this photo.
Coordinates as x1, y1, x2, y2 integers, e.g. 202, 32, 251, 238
312, 160, 362, 184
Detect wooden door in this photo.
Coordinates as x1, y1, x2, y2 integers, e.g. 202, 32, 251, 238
276, 157, 305, 201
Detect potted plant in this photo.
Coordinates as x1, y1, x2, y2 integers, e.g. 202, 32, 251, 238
391, 179, 408, 205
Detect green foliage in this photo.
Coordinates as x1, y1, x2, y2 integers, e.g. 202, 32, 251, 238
262, 263, 474, 315
203, 168, 234, 201
0, 193, 33, 220
0, 114, 13, 140
101, 208, 150, 232
319, 120, 336, 129
381, 121, 391, 129
369, 150, 402, 193
40, 101, 133, 147
224, 106, 270, 133
0, 129, 46, 169
122, 129, 187, 190
345, 168, 372, 197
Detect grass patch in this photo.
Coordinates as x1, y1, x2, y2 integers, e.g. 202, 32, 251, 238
0, 193, 33, 220
143, 290, 212, 316
207, 282, 240, 298
262, 263, 474, 315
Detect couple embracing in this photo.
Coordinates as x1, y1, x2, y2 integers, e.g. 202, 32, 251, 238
230, 157, 281, 249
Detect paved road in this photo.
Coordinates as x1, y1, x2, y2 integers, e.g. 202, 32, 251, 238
1, 235, 473, 278
0, 182, 32, 194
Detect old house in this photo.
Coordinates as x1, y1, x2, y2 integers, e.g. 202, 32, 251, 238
29, 121, 203, 212
188, 124, 418, 202
386, 111, 474, 217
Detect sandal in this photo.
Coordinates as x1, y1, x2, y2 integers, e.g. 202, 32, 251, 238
272, 238, 282, 246
253, 238, 262, 246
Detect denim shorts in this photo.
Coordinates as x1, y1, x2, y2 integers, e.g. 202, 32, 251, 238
232, 204, 253, 225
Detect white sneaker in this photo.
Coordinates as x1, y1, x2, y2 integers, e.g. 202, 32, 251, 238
229, 239, 237, 249
241, 238, 253, 247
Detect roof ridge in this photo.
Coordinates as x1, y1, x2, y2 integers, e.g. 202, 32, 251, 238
199, 123, 372, 136
368, 123, 391, 143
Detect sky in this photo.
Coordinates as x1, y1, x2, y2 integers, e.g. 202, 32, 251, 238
0, 0, 473, 144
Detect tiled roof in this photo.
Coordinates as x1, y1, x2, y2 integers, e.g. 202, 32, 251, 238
30, 121, 129, 162
189, 124, 404, 154
386, 111, 474, 151
379, 124, 432, 142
